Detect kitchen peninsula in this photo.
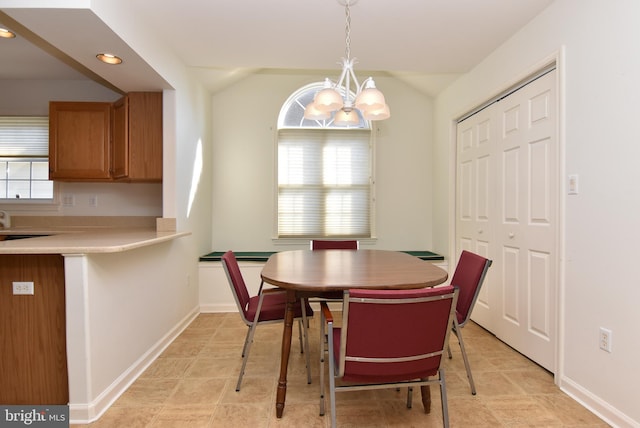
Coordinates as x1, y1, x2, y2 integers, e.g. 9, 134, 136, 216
0, 216, 192, 423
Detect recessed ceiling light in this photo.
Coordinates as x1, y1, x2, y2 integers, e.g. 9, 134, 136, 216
96, 53, 123, 65
0, 28, 16, 39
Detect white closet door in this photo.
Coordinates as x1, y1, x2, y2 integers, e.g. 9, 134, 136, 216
456, 105, 497, 329
455, 69, 557, 371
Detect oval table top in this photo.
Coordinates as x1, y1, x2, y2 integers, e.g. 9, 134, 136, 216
261, 249, 448, 292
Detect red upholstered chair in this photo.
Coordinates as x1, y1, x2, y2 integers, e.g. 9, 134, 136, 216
320, 286, 458, 428
221, 250, 314, 391
447, 250, 492, 395
310, 239, 359, 250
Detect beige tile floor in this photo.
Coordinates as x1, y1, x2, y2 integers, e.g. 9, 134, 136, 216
71, 313, 609, 428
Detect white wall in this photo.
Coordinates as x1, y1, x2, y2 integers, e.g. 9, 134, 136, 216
56, 182, 162, 216
434, 1, 640, 426
210, 71, 435, 252
65, 241, 198, 422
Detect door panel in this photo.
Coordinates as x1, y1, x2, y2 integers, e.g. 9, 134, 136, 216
502, 246, 520, 325
502, 146, 521, 222
456, 69, 557, 371
455, 106, 496, 328
529, 250, 551, 338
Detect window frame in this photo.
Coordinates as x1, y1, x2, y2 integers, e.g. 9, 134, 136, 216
0, 116, 60, 212
273, 82, 377, 243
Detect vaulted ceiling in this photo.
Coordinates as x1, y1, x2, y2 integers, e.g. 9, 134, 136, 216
0, 0, 554, 96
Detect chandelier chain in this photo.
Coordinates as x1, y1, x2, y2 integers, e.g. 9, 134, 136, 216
302, 0, 389, 123
344, 1, 351, 60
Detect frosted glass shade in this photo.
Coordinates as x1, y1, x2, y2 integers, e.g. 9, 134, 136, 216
314, 88, 343, 112
304, 102, 331, 120
355, 79, 386, 112
334, 109, 360, 126
363, 104, 391, 121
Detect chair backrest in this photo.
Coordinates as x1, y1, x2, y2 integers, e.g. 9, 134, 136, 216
339, 286, 458, 383
221, 251, 251, 321
449, 250, 492, 326
311, 239, 359, 250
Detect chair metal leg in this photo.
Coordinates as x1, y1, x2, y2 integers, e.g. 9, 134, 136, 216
236, 293, 267, 391
319, 309, 326, 416
454, 320, 477, 395
240, 326, 251, 358
237, 320, 259, 391
327, 322, 337, 428
301, 300, 312, 384
439, 369, 449, 428
297, 318, 304, 353
406, 387, 413, 408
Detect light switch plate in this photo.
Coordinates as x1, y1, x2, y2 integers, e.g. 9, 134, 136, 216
568, 174, 579, 195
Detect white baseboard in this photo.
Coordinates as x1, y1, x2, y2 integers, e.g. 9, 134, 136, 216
560, 375, 638, 428
69, 306, 200, 424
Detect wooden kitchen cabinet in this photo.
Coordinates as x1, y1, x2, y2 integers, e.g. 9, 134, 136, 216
112, 92, 163, 181
49, 102, 112, 180
49, 92, 162, 181
0, 254, 68, 404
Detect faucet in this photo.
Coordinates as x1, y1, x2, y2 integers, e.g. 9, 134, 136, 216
0, 211, 10, 229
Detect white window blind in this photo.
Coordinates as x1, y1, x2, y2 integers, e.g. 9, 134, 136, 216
278, 129, 371, 238
0, 116, 49, 156
0, 116, 53, 200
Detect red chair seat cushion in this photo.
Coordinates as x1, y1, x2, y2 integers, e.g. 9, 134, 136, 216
246, 292, 312, 322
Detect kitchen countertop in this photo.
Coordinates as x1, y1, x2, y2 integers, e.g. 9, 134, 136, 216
0, 226, 190, 254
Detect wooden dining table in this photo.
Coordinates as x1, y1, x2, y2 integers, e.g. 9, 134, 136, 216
260, 249, 449, 418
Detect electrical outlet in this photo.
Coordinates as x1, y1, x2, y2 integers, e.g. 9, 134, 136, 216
599, 327, 612, 353
13, 281, 34, 295
88, 195, 98, 207
62, 194, 75, 206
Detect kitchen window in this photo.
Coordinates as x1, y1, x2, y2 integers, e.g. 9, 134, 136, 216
0, 116, 54, 202
276, 83, 374, 239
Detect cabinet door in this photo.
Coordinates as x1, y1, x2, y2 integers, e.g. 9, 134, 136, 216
49, 102, 112, 180
111, 96, 129, 179
125, 92, 163, 181
0, 255, 68, 404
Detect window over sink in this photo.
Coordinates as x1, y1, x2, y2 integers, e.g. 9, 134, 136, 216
0, 116, 56, 205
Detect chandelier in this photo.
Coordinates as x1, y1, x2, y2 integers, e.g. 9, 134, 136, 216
304, 0, 390, 126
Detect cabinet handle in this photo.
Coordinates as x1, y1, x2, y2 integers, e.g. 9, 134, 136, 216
509, 232, 515, 239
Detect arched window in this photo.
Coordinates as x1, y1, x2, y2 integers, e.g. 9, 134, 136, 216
276, 83, 373, 239
278, 82, 370, 129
